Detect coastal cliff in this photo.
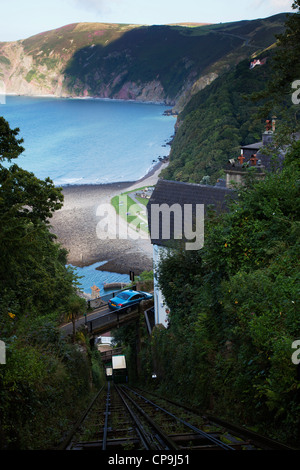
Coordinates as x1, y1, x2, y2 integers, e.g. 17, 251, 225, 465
0, 15, 287, 106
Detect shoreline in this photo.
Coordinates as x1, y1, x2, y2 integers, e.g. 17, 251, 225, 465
59, 159, 168, 190
50, 161, 169, 275
5, 94, 174, 276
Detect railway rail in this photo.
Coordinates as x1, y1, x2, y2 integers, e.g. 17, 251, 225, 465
58, 383, 294, 451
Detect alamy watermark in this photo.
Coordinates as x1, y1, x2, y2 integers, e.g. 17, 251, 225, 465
292, 80, 300, 105
292, 340, 300, 365
96, 195, 204, 251
150, 202, 204, 251
0, 80, 6, 105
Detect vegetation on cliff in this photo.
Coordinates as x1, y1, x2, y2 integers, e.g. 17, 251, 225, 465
0, 15, 287, 103
160, 56, 272, 184
63, 15, 287, 102
161, 7, 300, 185
119, 141, 300, 447
116, 5, 300, 446
0, 118, 105, 449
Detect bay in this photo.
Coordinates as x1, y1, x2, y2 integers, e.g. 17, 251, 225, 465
70, 262, 130, 298
0, 95, 175, 185
0, 95, 174, 292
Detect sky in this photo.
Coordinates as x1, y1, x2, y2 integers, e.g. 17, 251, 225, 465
0, 0, 295, 42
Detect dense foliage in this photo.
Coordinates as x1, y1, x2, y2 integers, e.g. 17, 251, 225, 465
64, 15, 286, 102
160, 58, 272, 184
252, 0, 300, 121
161, 7, 300, 185
133, 5, 300, 446
0, 118, 104, 449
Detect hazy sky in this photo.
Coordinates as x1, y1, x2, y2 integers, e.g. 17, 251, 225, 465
0, 0, 294, 42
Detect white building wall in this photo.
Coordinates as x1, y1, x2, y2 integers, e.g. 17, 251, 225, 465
153, 244, 170, 328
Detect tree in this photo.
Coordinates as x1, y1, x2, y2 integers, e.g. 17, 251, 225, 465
0, 117, 63, 226
252, 2, 300, 133
0, 118, 93, 449
155, 148, 300, 442
0, 116, 72, 316
0, 117, 24, 162
66, 295, 87, 342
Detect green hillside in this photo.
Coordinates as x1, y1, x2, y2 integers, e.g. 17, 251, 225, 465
160, 54, 278, 184
64, 24, 243, 100
22, 22, 140, 58
160, 12, 298, 185
63, 14, 288, 102
0, 14, 288, 103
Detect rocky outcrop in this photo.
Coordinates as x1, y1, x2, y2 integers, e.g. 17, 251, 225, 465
0, 41, 66, 97
172, 72, 219, 113
113, 80, 166, 103
67, 76, 169, 103
0, 23, 232, 104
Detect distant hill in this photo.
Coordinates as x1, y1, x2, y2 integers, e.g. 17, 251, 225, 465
0, 14, 288, 105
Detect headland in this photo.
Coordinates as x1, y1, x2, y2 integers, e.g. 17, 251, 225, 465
50, 161, 168, 275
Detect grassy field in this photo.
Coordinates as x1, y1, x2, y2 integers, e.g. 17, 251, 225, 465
111, 187, 149, 234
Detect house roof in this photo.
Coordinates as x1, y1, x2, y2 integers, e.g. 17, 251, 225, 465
240, 142, 263, 150
147, 179, 236, 247
231, 146, 285, 171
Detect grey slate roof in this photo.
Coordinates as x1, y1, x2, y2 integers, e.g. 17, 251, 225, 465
239, 132, 286, 170
147, 179, 237, 247
240, 142, 263, 152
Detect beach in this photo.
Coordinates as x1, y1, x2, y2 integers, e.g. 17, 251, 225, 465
50, 161, 168, 275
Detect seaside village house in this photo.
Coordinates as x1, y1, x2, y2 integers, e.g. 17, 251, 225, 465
147, 119, 286, 329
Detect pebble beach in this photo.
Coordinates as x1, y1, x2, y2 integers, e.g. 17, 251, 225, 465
50, 162, 168, 275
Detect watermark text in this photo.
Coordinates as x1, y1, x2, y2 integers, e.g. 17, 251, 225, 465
292, 80, 300, 105
96, 196, 204, 250
0, 340, 6, 364
292, 339, 300, 365
0, 80, 6, 105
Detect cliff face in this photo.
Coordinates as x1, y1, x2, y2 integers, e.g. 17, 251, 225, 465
0, 23, 142, 98
0, 16, 287, 105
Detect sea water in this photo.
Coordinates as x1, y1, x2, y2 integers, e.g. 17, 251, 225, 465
0, 95, 175, 185
0, 95, 174, 292
69, 262, 131, 298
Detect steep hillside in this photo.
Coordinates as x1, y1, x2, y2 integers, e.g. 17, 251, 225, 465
0, 23, 140, 97
0, 14, 287, 105
160, 56, 274, 184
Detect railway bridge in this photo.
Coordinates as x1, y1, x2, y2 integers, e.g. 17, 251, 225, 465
60, 298, 154, 339
86, 305, 141, 336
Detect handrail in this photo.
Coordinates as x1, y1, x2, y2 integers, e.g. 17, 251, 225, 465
87, 303, 140, 334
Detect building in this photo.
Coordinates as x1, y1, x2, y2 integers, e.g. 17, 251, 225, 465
147, 179, 236, 327
225, 119, 285, 188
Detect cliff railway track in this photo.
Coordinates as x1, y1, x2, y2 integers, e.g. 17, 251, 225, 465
58, 383, 294, 451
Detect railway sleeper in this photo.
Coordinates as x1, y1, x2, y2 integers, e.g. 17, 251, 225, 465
71, 437, 141, 450
169, 432, 254, 450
